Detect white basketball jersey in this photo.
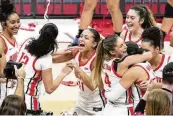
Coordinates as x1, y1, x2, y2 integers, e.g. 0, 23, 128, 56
154, 54, 170, 78
74, 51, 105, 112
123, 30, 142, 46
16, 39, 52, 98
0, 34, 18, 62
0, 34, 19, 97
102, 59, 132, 105
131, 62, 156, 108
168, 53, 173, 63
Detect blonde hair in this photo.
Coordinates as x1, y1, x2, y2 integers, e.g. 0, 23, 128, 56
145, 89, 171, 115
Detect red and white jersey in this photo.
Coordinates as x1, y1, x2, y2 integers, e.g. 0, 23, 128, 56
0, 33, 19, 102
169, 53, 173, 63
74, 51, 105, 113
0, 33, 18, 62
131, 62, 156, 108
16, 39, 52, 98
154, 54, 170, 78
102, 59, 132, 105
123, 30, 142, 46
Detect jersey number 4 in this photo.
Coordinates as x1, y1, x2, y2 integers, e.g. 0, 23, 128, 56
105, 73, 111, 87
18, 52, 29, 64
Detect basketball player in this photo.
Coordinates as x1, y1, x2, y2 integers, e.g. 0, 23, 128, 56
70, 40, 156, 113
121, 5, 157, 46
16, 23, 71, 113
122, 4, 173, 49
0, 0, 20, 105
54, 28, 105, 115
139, 27, 171, 89
72, 0, 123, 46
141, 27, 170, 79
83, 34, 153, 116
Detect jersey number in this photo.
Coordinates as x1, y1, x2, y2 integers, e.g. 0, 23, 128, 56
79, 81, 84, 91
105, 73, 111, 87
18, 52, 29, 64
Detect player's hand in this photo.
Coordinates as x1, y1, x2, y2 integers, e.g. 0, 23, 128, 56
60, 63, 73, 76
147, 78, 162, 92
139, 80, 149, 91
14, 65, 26, 80
66, 61, 81, 79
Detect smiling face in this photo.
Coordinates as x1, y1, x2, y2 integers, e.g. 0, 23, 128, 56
126, 9, 143, 32
3, 13, 21, 35
78, 29, 97, 53
113, 37, 127, 58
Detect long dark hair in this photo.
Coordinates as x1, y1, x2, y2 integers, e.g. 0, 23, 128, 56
0, 0, 18, 28
0, 95, 26, 115
130, 5, 156, 29
87, 28, 101, 49
27, 23, 58, 58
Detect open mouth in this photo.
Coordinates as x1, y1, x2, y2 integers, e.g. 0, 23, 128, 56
127, 23, 133, 28
79, 43, 85, 47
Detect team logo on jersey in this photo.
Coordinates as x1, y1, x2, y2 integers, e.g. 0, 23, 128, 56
103, 64, 111, 71
10, 52, 18, 61
84, 67, 88, 70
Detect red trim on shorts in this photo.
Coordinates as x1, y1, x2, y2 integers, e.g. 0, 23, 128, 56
33, 97, 39, 111
128, 106, 134, 115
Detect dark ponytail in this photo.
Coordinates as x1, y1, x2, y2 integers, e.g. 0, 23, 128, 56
27, 23, 58, 58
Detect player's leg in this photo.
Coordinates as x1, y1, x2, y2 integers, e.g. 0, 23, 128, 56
161, 0, 173, 33
106, 0, 123, 36
72, 0, 97, 46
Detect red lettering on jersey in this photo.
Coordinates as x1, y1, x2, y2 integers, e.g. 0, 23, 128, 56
146, 65, 151, 71
105, 73, 111, 87
79, 81, 84, 91
10, 52, 18, 61
103, 64, 111, 71
18, 52, 29, 64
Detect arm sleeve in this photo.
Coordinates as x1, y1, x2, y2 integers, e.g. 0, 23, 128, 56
105, 82, 126, 102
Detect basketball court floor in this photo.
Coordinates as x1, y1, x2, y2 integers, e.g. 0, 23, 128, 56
17, 19, 173, 115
